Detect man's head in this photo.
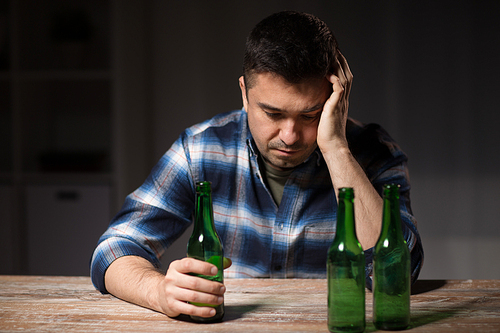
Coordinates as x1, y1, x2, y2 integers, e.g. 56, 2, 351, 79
242, 11, 338, 90
240, 11, 338, 171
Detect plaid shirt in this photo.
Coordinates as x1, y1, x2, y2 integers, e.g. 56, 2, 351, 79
90, 109, 423, 293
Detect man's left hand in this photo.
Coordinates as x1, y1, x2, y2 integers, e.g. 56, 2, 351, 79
317, 51, 353, 154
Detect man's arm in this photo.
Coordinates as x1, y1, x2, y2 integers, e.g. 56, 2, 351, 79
104, 255, 226, 318
317, 52, 382, 250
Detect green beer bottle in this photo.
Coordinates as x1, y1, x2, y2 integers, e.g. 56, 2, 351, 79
373, 184, 411, 330
187, 181, 224, 322
327, 187, 365, 333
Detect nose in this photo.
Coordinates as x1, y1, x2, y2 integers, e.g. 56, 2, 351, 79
279, 119, 300, 146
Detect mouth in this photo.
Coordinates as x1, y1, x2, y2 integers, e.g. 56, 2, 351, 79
275, 149, 300, 156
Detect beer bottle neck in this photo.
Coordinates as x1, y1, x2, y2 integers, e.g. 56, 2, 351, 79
194, 188, 215, 233
337, 198, 354, 239
379, 185, 405, 242
336, 188, 356, 243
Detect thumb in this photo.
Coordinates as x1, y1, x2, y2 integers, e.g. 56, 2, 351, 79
223, 257, 232, 269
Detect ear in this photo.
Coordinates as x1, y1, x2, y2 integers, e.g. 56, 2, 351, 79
239, 76, 248, 111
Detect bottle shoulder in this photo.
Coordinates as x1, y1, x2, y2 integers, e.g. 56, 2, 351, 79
328, 241, 364, 258
373, 238, 410, 259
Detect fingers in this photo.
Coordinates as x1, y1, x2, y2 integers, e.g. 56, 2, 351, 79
167, 276, 224, 307
168, 297, 218, 318
172, 257, 219, 276
163, 281, 223, 319
335, 50, 353, 97
172, 256, 232, 273
324, 73, 349, 123
162, 282, 221, 318
336, 50, 353, 80
159, 258, 226, 318
169, 258, 225, 296
327, 74, 345, 99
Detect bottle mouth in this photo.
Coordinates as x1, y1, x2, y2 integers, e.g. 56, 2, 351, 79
196, 181, 212, 192
383, 183, 400, 196
338, 187, 354, 199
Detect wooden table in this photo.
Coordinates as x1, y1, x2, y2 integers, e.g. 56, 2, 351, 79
0, 276, 499, 332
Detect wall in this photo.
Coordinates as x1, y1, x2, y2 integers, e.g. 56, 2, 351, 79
126, 1, 500, 280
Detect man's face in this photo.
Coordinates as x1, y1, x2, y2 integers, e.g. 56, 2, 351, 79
240, 72, 331, 171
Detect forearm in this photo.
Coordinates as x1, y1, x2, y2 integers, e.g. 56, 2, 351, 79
323, 145, 382, 250
104, 254, 227, 319
105, 255, 165, 313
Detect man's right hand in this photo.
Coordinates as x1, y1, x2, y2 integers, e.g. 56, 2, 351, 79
153, 257, 227, 318
104, 255, 231, 318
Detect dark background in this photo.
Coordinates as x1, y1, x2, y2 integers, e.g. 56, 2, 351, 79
1, 0, 499, 279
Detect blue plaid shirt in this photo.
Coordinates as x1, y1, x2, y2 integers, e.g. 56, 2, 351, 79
90, 109, 423, 293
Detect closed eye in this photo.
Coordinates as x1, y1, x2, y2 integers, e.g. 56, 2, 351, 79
302, 114, 318, 120
264, 111, 283, 119
301, 111, 322, 121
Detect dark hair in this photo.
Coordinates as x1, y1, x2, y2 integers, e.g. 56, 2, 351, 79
243, 11, 338, 89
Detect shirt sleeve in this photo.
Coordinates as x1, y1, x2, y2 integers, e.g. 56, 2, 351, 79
90, 134, 196, 293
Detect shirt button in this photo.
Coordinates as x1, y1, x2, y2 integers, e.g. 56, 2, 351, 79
280, 224, 284, 230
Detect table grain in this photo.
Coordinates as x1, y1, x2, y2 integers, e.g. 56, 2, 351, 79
0, 276, 499, 332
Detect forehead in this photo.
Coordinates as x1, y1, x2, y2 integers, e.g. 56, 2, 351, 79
247, 72, 330, 112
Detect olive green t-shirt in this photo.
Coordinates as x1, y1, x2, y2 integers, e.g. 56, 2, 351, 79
260, 157, 293, 206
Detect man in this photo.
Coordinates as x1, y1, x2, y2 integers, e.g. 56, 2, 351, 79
91, 11, 423, 319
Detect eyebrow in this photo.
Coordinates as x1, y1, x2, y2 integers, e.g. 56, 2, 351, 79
257, 101, 325, 114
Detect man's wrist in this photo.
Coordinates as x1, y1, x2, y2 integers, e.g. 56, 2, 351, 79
144, 271, 165, 313
320, 139, 351, 162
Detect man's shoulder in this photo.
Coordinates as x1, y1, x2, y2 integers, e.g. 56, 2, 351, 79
346, 117, 406, 161
185, 109, 247, 139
